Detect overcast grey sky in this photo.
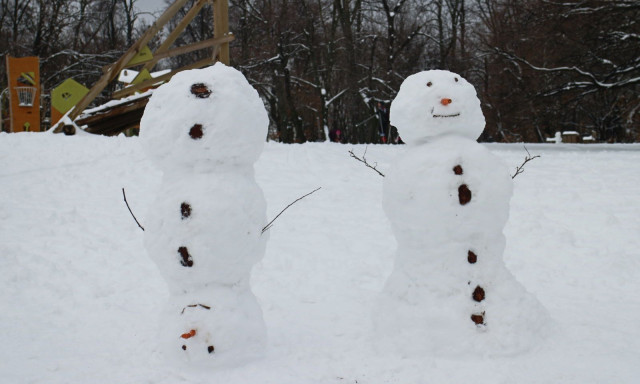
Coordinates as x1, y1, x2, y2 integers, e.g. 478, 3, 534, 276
134, 0, 169, 25
136, 0, 166, 17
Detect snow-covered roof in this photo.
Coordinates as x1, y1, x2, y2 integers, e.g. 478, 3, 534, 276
118, 69, 138, 83
73, 69, 171, 119
117, 69, 172, 83
79, 89, 154, 117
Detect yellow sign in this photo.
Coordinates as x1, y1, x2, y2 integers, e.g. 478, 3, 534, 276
52, 78, 89, 115
126, 46, 153, 66
131, 69, 152, 85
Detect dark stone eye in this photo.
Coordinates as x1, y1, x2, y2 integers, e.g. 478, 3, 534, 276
468, 250, 477, 264
426, 82, 432, 87
181, 202, 192, 219
189, 124, 203, 140
458, 184, 472, 205
455, 77, 459, 82
178, 246, 194, 267
471, 313, 484, 325
191, 83, 211, 98
472, 286, 485, 302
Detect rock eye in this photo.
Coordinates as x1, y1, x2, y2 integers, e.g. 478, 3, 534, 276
455, 77, 459, 82
426, 81, 432, 87
190, 83, 211, 98
189, 124, 203, 140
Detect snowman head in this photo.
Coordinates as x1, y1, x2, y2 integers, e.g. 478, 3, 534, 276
390, 70, 485, 144
140, 63, 268, 171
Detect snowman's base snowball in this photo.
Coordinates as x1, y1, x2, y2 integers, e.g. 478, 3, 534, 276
373, 265, 551, 358
153, 287, 267, 368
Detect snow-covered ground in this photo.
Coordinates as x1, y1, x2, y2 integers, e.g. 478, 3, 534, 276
1, 133, 639, 383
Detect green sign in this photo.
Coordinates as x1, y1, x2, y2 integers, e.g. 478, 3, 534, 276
126, 46, 153, 66
52, 78, 89, 114
131, 69, 152, 85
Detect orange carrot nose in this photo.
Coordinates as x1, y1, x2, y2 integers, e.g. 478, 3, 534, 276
441, 98, 452, 106
181, 329, 197, 339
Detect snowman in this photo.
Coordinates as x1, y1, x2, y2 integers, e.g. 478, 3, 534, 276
139, 63, 269, 366
374, 70, 549, 357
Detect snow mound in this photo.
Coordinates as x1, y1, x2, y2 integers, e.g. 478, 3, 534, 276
2, 134, 640, 383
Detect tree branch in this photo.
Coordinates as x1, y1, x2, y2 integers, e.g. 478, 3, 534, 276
349, 147, 385, 177
122, 188, 145, 231
511, 146, 541, 179
262, 187, 322, 234
494, 48, 640, 91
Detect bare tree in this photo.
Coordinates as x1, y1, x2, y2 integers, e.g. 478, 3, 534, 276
477, 0, 640, 142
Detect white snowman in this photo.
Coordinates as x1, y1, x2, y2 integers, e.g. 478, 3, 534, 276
375, 70, 549, 357
140, 63, 269, 366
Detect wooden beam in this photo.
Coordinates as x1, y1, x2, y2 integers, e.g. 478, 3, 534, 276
53, 0, 191, 131
103, 36, 234, 74
157, 35, 233, 61
111, 57, 216, 99
142, 0, 210, 72
211, 44, 221, 64
214, 0, 230, 65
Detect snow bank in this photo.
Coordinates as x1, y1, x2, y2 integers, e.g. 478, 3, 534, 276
1, 133, 640, 383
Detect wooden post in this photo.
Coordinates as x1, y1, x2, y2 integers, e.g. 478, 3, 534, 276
142, 0, 210, 72
214, 0, 230, 65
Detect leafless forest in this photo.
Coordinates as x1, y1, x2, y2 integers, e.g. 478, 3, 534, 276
2, 0, 639, 143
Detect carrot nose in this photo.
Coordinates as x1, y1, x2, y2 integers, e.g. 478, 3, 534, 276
441, 98, 452, 106
181, 329, 197, 339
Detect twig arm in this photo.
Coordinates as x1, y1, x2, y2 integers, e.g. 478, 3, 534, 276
262, 187, 322, 234
511, 146, 541, 179
349, 147, 385, 177
122, 188, 145, 231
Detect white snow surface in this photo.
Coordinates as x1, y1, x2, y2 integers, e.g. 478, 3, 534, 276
2, 134, 640, 383
391, 70, 485, 143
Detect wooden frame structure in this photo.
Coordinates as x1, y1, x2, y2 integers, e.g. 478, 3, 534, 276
53, 0, 231, 134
